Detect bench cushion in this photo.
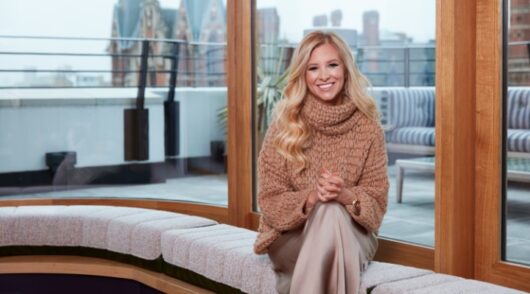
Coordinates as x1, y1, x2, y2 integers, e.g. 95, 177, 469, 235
0, 205, 217, 260
106, 209, 215, 259
404, 278, 527, 293
161, 224, 276, 294
11, 205, 86, 247
371, 273, 464, 293
360, 261, 432, 292
81, 206, 149, 249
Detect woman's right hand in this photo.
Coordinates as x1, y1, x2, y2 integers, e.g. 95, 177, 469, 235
305, 190, 319, 211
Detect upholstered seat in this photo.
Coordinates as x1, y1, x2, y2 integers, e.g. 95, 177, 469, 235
0, 205, 526, 293
161, 224, 277, 293
377, 87, 436, 152
0, 205, 217, 260
388, 127, 435, 146
375, 87, 530, 155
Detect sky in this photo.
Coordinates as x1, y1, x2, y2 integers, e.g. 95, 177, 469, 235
0, 0, 435, 85
0, 0, 435, 41
257, 0, 435, 43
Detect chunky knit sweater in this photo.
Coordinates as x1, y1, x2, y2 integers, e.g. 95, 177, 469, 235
254, 94, 389, 254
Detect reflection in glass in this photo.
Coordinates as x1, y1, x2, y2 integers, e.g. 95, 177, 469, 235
504, 0, 530, 266
0, 0, 228, 206
254, 0, 436, 246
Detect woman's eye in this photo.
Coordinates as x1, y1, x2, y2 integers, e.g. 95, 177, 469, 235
308, 67, 318, 71
329, 63, 339, 68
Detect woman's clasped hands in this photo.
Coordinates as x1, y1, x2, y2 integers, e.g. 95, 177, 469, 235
317, 167, 343, 201
306, 167, 353, 210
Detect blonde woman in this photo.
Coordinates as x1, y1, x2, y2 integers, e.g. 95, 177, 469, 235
254, 31, 389, 294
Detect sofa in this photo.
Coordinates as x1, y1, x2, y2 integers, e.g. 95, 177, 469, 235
373, 87, 530, 157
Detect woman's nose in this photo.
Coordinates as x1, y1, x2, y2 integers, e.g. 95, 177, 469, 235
319, 69, 330, 80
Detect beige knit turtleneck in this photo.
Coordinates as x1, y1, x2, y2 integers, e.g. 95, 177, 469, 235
254, 95, 389, 254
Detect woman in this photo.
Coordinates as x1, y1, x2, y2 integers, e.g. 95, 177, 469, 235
254, 31, 389, 294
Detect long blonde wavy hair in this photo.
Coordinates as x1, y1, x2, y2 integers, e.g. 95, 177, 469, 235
272, 31, 379, 172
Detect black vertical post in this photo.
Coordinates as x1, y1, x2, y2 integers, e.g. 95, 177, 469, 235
526, 43, 530, 65
124, 40, 150, 161
165, 42, 180, 157
137, 40, 149, 110
168, 42, 179, 103
404, 47, 410, 88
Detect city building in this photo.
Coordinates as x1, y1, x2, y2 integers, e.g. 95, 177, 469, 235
109, 0, 226, 87
508, 0, 530, 85
305, 10, 357, 47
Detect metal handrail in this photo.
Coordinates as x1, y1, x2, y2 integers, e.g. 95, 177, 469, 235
0, 35, 440, 89
0, 34, 226, 46
0, 35, 228, 89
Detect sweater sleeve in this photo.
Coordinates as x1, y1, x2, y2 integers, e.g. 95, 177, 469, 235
345, 126, 389, 232
257, 125, 313, 232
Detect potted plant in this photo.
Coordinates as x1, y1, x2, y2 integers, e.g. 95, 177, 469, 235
217, 46, 292, 150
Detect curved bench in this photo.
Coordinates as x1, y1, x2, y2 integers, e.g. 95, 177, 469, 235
0, 205, 525, 294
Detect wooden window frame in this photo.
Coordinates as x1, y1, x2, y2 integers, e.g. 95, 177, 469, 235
1, 0, 528, 291
474, 0, 530, 291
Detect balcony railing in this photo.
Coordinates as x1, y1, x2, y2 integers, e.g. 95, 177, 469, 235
258, 43, 436, 87
0, 35, 226, 89
0, 35, 440, 90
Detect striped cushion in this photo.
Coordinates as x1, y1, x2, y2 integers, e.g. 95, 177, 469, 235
387, 87, 435, 128
507, 87, 530, 129
388, 127, 435, 146
507, 129, 530, 153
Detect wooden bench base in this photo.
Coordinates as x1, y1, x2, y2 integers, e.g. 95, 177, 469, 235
0, 255, 212, 294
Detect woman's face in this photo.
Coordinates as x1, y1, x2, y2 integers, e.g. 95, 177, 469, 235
305, 43, 345, 105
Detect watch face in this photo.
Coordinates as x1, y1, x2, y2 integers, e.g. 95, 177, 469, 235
353, 199, 361, 216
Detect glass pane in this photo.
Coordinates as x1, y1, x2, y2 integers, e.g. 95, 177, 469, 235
0, 0, 228, 206
504, 0, 530, 266
254, 1, 436, 246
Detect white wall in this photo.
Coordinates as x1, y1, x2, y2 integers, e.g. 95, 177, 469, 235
169, 88, 227, 158
0, 87, 228, 173
0, 88, 165, 173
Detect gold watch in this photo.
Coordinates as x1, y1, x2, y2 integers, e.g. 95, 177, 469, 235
352, 198, 361, 216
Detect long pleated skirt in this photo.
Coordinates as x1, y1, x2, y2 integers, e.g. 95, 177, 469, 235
267, 202, 378, 294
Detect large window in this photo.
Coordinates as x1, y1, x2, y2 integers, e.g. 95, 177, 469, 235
503, 0, 530, 266
0, 0, 229, 206
254, 0, 436, 247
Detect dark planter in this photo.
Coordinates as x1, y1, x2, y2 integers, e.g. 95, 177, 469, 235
210, 140, 226, 163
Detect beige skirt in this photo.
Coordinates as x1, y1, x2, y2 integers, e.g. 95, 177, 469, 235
267, 202, 378, 294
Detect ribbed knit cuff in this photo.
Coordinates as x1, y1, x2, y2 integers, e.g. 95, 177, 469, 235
345, 188, 381, 233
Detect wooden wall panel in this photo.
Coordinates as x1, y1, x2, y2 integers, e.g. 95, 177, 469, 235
374, 239, 434, 271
